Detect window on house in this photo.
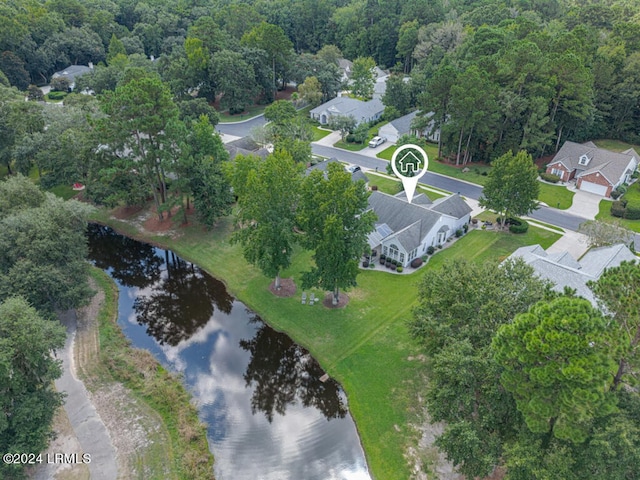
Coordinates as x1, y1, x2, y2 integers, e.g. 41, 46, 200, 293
383, 246, 388, 256
578, 155, 590, 166
400, 253, 405, 264
389, 244, 399, 260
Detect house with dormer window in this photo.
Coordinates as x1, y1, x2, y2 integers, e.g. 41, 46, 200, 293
365, 191, 472, 267
546, 141, 638, 197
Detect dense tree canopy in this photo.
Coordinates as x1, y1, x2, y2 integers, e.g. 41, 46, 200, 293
0, 296, 67, 480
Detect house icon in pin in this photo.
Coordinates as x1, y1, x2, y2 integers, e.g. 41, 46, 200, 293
397, 150, 423, 175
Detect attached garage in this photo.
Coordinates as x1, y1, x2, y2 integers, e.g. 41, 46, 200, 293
579, 180, 609, 196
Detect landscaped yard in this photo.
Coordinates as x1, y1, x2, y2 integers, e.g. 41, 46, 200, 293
91, 205, 562, 480
596, 198, 640, 233
365, 173, 448, 200
312, 126, 331, 141
537, 182, 575, 209
218, 104, 268, 123
593, 139, 640, 153
333, 139, 368, 151
377, 143, 492, 185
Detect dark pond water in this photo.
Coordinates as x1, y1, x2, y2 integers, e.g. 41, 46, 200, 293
87, 224, 371, 480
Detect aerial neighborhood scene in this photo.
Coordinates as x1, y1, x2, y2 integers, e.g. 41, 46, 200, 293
3, 0, 640, 479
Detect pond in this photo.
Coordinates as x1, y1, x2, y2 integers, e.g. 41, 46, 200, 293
87, 224, 371, 480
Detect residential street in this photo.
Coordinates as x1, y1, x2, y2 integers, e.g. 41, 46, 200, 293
217, 120, 637, 243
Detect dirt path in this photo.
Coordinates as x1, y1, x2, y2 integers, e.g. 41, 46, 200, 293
30, 279, 171, 480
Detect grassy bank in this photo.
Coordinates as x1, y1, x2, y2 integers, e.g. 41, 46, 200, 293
88, 267, 214, 479
91, 206, 561, 479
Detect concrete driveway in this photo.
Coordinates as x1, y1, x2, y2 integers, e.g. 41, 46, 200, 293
565, 189, 602, 220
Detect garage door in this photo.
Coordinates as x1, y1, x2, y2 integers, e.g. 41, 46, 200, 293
580, 181, 609, 196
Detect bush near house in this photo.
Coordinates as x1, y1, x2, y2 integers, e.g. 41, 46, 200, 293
540, 172, 561, 183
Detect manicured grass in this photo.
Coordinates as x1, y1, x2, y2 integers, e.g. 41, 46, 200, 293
218, 104, 267, 123
334, 139, 368, 151
593, 139, 640, 153
88, 268, 214, 479
377, 144, 491, 185
537, 182, 575, 209
313, 126, 331, 141
596, 198, 640, 233
48, 184, 77, 200
92, 206, 561, 480
366, 173, 448, 200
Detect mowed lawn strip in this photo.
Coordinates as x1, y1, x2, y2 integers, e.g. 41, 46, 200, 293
91, 208, 561, 479
537, 182, 575, 209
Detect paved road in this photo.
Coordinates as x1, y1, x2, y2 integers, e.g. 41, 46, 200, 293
216, 114, 266, 137
220, 125, 621, 236
313, 144, 591, 232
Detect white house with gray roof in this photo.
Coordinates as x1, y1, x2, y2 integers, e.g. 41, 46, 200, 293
310, 96, 384, 126
51, 64, 93, 91
366, 191, 472, 267
508, 243, 637, 306
546, 141, 638, 197
378, 110, 440, 144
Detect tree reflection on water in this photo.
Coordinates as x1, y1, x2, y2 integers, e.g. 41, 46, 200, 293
240, 316, 347, 423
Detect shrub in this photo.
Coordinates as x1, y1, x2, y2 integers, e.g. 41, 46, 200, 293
540, 172, 561, 183
380, 253, 386, 261
437, 244, 443, 249
633, 171, 639, 179
410, 258, 423, 268
617, 184, 628, 195
396, 266, 403, 273
463, 224, 469, 233
611, 190, 622, 200
611, 200, 626, 218
624, 200, 640, 220
455, 229, 463, 237
426, 246, 435, 255
362, 260, 369, 268
47, 91, 67, 100
509, 218, 529, 234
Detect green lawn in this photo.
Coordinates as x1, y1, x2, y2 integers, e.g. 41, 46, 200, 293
312, 126, 331, 141
218, 104, 267, 123
377, 144, 492, 185
92, 206, 561, 480
593, 139, 640, 153
366, 173, 448, 200
596, 198, 640, 233
334, 139, 368, 151
537, 182, 575, 209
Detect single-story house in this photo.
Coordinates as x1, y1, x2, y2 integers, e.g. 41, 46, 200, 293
224, 137, 269, 160
51, 64, 93, 91
337, 58, 353, 83
546, 141, 638, 197
310, 97, 384, 126
378, 111, 440, 144
508, 243, 636, 306
366, 191, 472, 267
306, 158, 368, 185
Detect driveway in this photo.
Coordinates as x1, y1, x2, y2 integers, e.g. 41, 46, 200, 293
564, 189, 602, 220
546, 229, 590, 259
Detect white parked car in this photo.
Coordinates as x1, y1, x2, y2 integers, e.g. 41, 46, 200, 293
368, 136, 386, 148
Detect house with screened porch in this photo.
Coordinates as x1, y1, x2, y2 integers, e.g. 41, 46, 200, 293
366, 191, 472, 268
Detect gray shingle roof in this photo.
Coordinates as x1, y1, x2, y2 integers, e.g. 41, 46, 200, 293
306, 158, 368, 184
387, 111, 418, 136
549, 141, 638, 186
429, 194, 473, 219
367, 191, 442, 251
508, 243, 637, 306
367, 190, 471, 252
52, 65, 92, 83
310, 97, 384, 122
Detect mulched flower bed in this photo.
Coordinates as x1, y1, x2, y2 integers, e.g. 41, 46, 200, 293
269, 278, 296, 297
322, 292, 349, 309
